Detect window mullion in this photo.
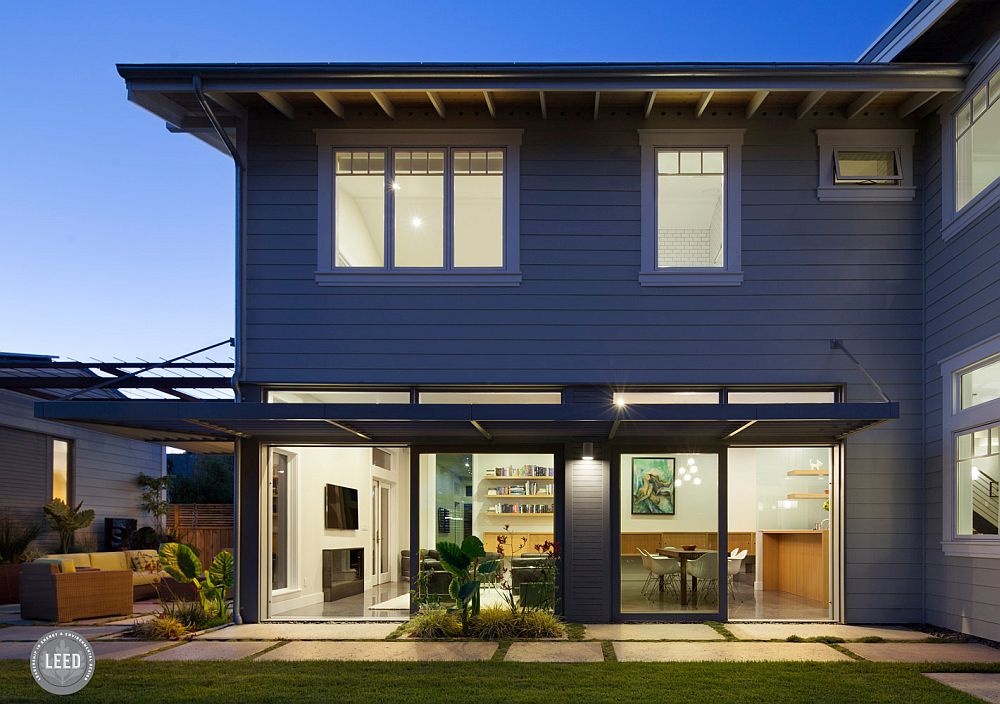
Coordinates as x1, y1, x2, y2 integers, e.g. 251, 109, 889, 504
386, 148, 394, 271
444, 148, 454, 271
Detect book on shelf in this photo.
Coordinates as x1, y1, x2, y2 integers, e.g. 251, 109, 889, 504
488, 502, 554, 515
485, 464, 555, 478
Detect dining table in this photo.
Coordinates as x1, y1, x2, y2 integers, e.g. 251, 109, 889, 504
657, 547, 715, 606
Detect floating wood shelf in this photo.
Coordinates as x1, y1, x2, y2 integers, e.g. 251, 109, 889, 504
485, 494, 553, 499
787, 470, 830, 476
488, 512, 554, 517
786, 492, 828, 500
484, 476, 555, 480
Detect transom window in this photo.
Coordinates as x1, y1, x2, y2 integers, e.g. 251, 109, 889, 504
833, 149, 902, 185
316, 130, 522, 286
955, 64, 1000, 212
960, 355, 1000, 410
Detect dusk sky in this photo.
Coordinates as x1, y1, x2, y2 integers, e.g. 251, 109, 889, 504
2, 0, 910, 362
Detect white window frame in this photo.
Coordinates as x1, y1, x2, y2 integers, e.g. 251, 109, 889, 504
941, 40, 1000, 242
832, 148, 902, 183
315, 129, 522, 286
940, 333, 1000, 558
815, 129, 916, 202
638, 129, 744, 286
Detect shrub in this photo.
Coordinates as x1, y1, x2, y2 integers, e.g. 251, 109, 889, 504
42, 500, 94, 553
514, 610, 565, 639
808, 635, 845, 644
160, 600, 213, 631
129, 614, 189, 640
403, 605, 462, 639
786, 635, 805, 642
470, 607, 517, 640
0, 513, 45, 564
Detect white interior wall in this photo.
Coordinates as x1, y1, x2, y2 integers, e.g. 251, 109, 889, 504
620, 452, 719, 532
269, 446, 409, 616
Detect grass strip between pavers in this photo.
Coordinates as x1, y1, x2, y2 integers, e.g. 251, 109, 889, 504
2, 660, 999, 703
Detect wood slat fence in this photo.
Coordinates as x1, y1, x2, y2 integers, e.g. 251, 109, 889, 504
167, 504, 233, 566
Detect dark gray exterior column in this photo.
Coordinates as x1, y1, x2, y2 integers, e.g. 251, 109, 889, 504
562, 442, 611, 623
237, 437, 261, 623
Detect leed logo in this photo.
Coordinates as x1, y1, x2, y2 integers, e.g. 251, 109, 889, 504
30, 630, 95, 695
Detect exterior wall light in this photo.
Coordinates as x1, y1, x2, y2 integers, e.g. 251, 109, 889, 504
582, 442, 595, 460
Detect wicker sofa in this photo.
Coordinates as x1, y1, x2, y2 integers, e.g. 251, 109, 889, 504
19, 562, 133, 622
42, 550, 169, 600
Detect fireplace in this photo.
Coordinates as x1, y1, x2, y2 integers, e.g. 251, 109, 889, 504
322, 548, 364, 601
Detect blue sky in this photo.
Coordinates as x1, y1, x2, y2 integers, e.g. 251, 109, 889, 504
1, 0, 910, 362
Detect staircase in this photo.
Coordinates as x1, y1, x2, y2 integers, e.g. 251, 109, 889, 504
972, 468, 999, 535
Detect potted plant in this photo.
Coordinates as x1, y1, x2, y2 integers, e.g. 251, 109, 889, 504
0, 513, 46, 604
43, 499, 95, 553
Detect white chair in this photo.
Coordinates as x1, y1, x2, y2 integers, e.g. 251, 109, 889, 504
687, 552, 720, 604
727, 549, 748, 602
646, 554, 681, 600
636, 548, 655, 596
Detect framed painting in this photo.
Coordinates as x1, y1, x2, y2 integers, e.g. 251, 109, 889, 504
631, 457, 676, 515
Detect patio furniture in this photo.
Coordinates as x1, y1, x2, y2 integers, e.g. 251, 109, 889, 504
19, 561, 133, 622
43, 550, 171, 600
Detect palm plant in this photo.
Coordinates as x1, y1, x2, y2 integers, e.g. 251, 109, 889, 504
0, 513, 45, 564
436, 535, 499, 636
42, 500, 95, 553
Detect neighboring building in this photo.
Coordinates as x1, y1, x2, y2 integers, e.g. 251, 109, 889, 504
30, 0, 1000, 638
0, 353, 165, 551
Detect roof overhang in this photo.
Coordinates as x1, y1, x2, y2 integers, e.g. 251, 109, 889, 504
117, 61, 970, 156
35, 400, 899, 452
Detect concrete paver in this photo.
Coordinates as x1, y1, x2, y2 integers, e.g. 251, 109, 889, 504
257, 640, 497, 662
506, 642, 604, 662
91, 641, 173, 660
0, 626, 128, 641
845, 642, 1000, 663
925, 673, 1000, 703
726, 623, 931, 641
584, 623, 724, 641
613, 641, 850, 662
197, 623, 400, 641
144, 640, 277, 661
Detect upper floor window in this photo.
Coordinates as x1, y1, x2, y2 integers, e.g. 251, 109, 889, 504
955, 64, 1000, 212
942, 44, 1000, 241
316, 130, 522, 286
940, 334, 1000, 557
638, 130, 744, 286
815, 129, 915, 202
51, 439, 70, 503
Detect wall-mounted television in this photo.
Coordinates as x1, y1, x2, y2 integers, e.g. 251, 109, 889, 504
325, 484, 359, 530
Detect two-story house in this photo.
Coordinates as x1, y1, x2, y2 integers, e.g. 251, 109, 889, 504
35, 0, 1000, 638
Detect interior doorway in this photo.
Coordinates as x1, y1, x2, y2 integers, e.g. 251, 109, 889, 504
265, 445, 410, 620
372, 479, 392, 585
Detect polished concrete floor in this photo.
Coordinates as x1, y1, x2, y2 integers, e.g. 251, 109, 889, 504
274, 581, 410, 620
620, 577, 830, 620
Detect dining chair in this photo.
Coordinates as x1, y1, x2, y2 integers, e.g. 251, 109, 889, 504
687, 552, 720, 603
646, 554, 681, 600
637, 548, 656, 596
727, 549, 748, 602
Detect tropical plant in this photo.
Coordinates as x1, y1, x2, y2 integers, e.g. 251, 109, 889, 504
514, 609, 565, 638
160, 599, 213, 631
469, 606, 517, 640
129, 614, 189, 640
403, 605, 462, 639
157, 543, 234, 619
137, 473, 172, 535
0, 513, 46, 564
527, 539, 561, 613
42, 500, 94, 553
436, 535, 500, 636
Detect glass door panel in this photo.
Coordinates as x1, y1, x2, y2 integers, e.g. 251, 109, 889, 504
727, 447, 834, 620
620, 452, 720, 615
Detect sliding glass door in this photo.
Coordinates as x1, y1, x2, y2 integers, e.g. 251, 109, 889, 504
616, 450, 724, 619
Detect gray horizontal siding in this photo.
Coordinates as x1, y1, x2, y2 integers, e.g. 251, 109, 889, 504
920, 86, 1000, 641
243, 110, 927, 624
0, 390, 163, 551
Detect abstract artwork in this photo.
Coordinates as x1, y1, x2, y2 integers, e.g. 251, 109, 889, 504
631, 457, 676, 515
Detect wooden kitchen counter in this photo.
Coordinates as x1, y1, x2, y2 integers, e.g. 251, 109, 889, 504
761, 530, 829, 604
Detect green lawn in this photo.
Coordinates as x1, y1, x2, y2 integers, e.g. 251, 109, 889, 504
1, 660, 998, 703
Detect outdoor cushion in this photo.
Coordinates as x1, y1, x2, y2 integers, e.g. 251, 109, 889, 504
45, 553, 91, 569
131, 571, 163, 587
126, 550, 161, 572
88, 552, 130, 572
32, 558, 76, 574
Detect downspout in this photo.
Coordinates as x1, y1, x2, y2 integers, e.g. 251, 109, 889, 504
192, 75, 247, 625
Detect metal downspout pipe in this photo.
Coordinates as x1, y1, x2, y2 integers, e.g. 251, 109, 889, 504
193, 75, 246, 624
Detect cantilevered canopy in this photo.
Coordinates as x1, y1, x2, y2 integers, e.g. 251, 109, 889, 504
116, 62, 970, 154
34, 399, 898, 453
